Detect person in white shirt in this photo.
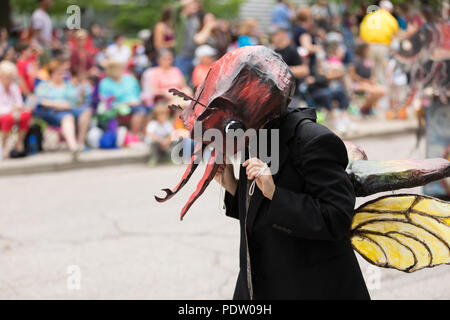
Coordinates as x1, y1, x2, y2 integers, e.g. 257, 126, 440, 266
146, 103, 174, 165
31, 0, 53, 48
105, 34, 131, 65
0, 61, 32, 158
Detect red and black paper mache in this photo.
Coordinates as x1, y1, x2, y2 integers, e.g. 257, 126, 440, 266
155, 46, 295, 219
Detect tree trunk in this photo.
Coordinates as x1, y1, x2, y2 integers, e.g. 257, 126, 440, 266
0, 0, 11, 31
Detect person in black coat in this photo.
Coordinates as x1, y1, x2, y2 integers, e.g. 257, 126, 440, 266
215, 107, 370, 300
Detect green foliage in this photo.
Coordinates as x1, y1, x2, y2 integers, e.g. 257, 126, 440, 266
202, 0, 245, 19
12, 0, 108, 15
113, 0, 245, 33
112, 0, 174, 34
11, 0, 245, 34
324, 0, 442, 10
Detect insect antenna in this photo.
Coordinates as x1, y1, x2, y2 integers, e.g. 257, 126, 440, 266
168, 88, 207, 108
168, 104, 183, 111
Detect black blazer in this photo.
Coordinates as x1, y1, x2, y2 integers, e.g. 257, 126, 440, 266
224, 107, 370, 300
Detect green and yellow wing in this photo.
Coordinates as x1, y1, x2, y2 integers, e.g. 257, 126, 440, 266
351, 194, 450, 272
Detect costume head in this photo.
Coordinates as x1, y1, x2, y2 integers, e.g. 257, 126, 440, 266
155, 46, 295, 219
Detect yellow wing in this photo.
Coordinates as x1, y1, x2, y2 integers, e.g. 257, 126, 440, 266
351, 194, 450, 272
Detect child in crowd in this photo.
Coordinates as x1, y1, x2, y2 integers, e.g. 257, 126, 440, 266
192, 45, 217, 88
319, 42, 356, 134
323, 42, 351, 92
71, 70, 94, 109
349, 42, 386, 115
145, 102, 174, 166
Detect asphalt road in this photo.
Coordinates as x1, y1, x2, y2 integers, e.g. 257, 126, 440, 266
0, 132, 449, 299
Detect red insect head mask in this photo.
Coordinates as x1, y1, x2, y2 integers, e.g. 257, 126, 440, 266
155, 46, 295, 219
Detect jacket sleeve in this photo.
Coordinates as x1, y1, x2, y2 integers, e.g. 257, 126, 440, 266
267, 123, 356, 241
224, 185, 240, 220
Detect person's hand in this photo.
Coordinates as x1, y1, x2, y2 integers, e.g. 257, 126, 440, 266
161, 138, 171, 149
305, 76, 316, 84
58, 101, 71, 110
12, 105, 23, 112
127, 100, 140, 107
215, 164, 237, 196
206, 20, 218, 30
243, 157, 275, 200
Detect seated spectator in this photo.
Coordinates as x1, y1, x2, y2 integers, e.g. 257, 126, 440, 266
304, 74, 349, 113
71, 70, 94, 109
322, 41, 352, 96
145, 103, 174, 166
0, 61, 32, 159
98, 60, 147, 138
141, 49, 188, 106
192, 45, 216, 88
34, 59, 92, 154
349, 43, 386, 115
271, 25, 349, 113
130, 43, 150, 77
94, 43, 108, 71
105, 34, 131, 66
16, 42, 38, 97
269, 25, 309, 107
319, 42, 354, 133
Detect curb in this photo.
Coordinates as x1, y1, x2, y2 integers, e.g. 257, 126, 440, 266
0, 121, 417, 177
338, 124, 417, 141
0, 149, 149, 177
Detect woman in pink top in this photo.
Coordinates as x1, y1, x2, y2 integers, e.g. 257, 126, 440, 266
141, 49, 187, 107
0, 61, 32, 158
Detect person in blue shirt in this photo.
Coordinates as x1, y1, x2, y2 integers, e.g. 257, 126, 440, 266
237, 18, 262, 48
98, 60, 148, 138
393, 4, 408, 30
271, 0, 294, 32
34, 59, 92, 154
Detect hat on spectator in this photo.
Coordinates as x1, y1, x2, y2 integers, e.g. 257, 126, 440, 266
195, 45, 217, 59
194, 45, 217, 65
138, 29, 151, 42
380, 0, 394, 12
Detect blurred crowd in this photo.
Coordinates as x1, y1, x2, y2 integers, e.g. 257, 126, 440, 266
0, 0, 446, 164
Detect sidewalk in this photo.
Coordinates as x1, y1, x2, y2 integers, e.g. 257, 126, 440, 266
0, 117, 417, 177
330, 116, 417, 140
0, 147, 149, 177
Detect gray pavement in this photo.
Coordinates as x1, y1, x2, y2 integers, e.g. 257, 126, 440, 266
0, 132, 449, 299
